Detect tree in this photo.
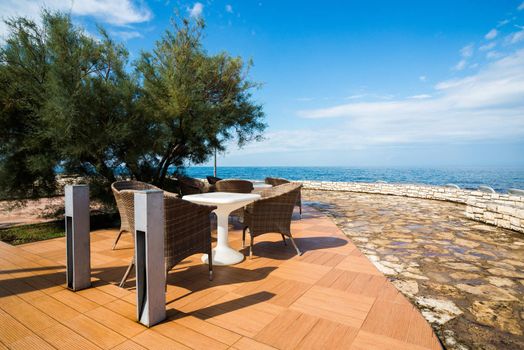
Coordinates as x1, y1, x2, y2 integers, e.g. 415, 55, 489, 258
0, 11, 265, 201
40, 14, 146, 202
134, 18, 265, 186
0, 15, 59, 199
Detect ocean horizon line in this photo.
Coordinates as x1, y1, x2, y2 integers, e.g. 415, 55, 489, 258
184, 166, 524, 192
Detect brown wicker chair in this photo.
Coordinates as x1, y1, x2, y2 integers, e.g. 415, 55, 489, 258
215, 179, 254, 193
206, 176, 222, 185
111, 180, 160, 250
265, 177, 302, 216
242, 182, 302, 257
215, 179, 254, 220
178, 176, 208, 196
118, 190, 216, 287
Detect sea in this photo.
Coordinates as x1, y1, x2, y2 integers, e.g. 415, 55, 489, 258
184, 166, 524, 193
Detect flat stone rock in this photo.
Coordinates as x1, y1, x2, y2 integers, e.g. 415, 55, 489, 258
487, 276, 515, 287
415, 296, 463, 325
455, 283, 517, 301
444, 262, 481, 271
454, 238, 480, 248
487, 267, 524, 279
449, 271, 479, 280
392, 279, 419, 297
469, 301, 523, 335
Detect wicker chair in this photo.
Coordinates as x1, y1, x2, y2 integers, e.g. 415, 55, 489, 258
111, 180, 160, 250
206, 176, 222, 185
215, 179, 254, 220
242, 182, 302, 257
178, 176, 208, 196
215, 179, 254, 193
118, 189, 216, 287
265, 177, 302, 216
205, 176, 222, 192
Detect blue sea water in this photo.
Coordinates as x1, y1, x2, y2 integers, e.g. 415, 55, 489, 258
185, 166, 524, 192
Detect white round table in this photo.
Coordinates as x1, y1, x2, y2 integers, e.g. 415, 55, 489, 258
182, 192, 261, 265
252, 183, 272, 190
251, 181, 272, 190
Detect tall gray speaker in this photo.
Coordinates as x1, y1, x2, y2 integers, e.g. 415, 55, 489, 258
134, 190, 166, 327
65, 184, 91, 291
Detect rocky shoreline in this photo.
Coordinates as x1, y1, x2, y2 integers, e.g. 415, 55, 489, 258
300, 180, 524, 234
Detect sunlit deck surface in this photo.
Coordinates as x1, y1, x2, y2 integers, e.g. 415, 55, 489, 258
0, 206, 442, 350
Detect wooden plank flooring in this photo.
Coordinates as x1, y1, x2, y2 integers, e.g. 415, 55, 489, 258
0, 206, 442, 349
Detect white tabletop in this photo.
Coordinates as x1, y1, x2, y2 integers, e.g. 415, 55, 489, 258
183, 192, 261, 205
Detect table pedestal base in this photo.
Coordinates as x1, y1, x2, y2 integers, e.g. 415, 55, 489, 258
201, 247, 244, 266
182, 193, 261, 266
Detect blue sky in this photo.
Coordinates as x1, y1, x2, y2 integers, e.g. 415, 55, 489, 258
2, 0, 524, 167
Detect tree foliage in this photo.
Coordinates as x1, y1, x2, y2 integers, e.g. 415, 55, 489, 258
0, 12, 265, 201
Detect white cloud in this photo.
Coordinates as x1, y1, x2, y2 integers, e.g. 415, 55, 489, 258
479, 42, 496, 51
506, 28, 524, 44
453, 44, 474, 71
344, 93, 394, 101
518, 1, 524, 10
409, 94, 431, 99
225, 4, 233, 13
189, 2, 203, 18
485, 28, 498, 40
111, 30, 143, 40
345, 94, 366, 100
0, 0, 152, 37
290, 49, 524, 150
498, 19, 511, 27
460, 44, 474, 57
454, 59, 467, 71
419, 75, 427, 82
486, 51, 502, 59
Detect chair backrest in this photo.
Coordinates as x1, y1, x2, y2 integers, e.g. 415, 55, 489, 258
118, 189, 215, 271
215, 179, 254, 193
264, 177, 290, 186
118, 189, 183, 234
261, 182, 301, 200
206, 176, 222, 185
111, 181, 160, 233
112, 180, 159, 192
247, 182, 302, 229
178, 177, 208, 196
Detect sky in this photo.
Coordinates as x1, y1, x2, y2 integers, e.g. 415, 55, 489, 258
1, 0, 524, 167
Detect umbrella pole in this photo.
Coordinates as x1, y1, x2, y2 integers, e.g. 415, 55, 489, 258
213, 148, 217, 177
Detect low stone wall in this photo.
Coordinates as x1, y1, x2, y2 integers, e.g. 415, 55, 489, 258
300, 180, 524, 234
465, 192, 524, 233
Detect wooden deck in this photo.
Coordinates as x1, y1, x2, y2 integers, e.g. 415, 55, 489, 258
0, 206, 442, 350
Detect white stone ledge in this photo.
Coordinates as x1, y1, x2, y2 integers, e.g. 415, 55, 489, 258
301, 180, 524, 234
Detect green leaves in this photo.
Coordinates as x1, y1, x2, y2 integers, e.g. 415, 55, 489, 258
135, 16, 266, 180
0, 11, 265, 201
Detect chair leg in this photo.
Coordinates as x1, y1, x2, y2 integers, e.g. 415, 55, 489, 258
249, 234, 254, 259
281, 234, 287, 246
289, 236, 302, 256
119, 257, 134, 288
242, 227, 248, 248
112, 230, 124, 250
208, 245, 213, 281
